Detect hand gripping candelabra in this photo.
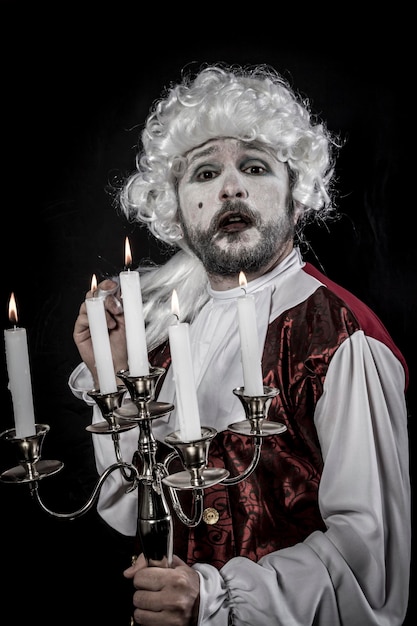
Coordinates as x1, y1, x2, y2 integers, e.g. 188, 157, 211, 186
0, 366, 286, 568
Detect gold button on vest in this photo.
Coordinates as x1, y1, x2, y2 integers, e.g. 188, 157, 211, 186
202, 507, 219, 525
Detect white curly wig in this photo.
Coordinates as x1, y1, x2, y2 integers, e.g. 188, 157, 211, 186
117, 63, 341, 351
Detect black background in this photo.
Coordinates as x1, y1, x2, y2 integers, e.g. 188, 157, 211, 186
0, 4, 414, 625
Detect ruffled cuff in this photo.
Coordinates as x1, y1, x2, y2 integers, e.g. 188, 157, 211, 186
68, 362, 96, 406
193, 563, 231, 625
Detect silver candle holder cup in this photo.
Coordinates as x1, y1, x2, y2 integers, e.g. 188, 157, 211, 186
229, 386, 287, 437
0, 424, 63, 483
163, 427, 229, 490
86, 386, 136, 434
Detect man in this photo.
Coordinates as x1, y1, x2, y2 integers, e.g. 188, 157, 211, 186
71, 64, 410, 625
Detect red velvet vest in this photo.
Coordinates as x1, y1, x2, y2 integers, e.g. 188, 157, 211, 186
133, 284, 369, 570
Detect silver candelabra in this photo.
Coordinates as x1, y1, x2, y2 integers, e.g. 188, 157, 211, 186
0, 366, 286, 568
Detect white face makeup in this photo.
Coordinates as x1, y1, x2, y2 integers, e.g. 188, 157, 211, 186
177, 138, 295, 281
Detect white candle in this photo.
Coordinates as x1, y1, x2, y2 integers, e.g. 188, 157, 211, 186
119, 237, 149, 377
237, 272, 264, 396
85, 276, 118, 394
168, 290, 201, 441
4, 292, 36, 438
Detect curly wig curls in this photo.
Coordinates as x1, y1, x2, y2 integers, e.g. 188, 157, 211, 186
119, 63, 340, 247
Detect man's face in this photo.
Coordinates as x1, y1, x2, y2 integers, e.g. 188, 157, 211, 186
177, 138, 295, 277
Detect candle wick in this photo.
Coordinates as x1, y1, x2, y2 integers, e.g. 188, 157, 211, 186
173, 313, 179, 322
241, 286, 247, 295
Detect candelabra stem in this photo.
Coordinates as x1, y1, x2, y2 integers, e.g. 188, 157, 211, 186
137, 467, 173, 567
115, 367, 174, 566
136, 417, 158, 478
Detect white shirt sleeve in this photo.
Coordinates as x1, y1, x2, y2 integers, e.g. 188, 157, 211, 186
69, 362, 139, 536
194, 331, 411, 625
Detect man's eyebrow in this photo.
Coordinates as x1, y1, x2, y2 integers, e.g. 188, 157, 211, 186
186, 145, 217, 166
186, 141, 270, 167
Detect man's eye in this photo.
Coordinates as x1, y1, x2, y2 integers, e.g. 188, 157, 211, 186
195, 169, 217, 181
243, 164, 267, 175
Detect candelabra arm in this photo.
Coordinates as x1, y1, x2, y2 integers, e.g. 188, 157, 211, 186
221, 436, 263, 486
111, 431, 138, 482
31, 461, 140, 520
163, 451, 204, 527
168, 485, 204, 527
163, 449, 179, 469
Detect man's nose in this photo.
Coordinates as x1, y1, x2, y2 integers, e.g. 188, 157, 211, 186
219, 172, 248, 200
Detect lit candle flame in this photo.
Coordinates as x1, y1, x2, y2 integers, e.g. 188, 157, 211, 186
171, 289, 180, 320
8, 292, 18, 325
91, 274, 98, 293
239, 271, 247, 290
125, 236, 132, 268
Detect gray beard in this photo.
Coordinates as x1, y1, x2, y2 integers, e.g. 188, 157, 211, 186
179, 201, 295, 276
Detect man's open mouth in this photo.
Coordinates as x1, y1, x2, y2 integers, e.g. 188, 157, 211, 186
218, 212, 252, 233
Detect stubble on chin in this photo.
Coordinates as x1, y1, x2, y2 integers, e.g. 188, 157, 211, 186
190, 228, 275, 276
179, 200, 295, 276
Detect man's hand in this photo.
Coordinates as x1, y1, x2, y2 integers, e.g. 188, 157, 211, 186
124, 553, 200, 625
